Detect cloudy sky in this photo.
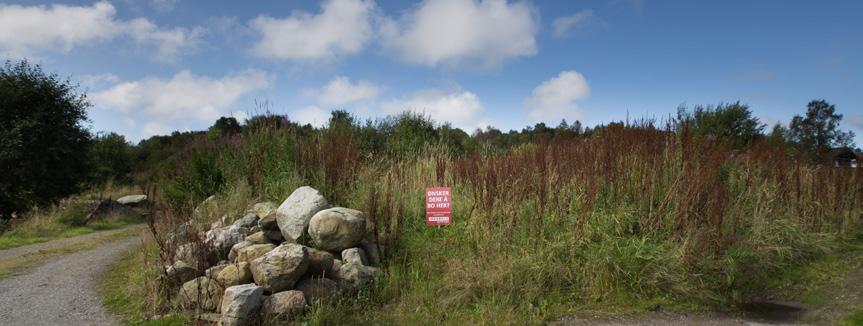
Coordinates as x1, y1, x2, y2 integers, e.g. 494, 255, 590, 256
2, 0, 862, 143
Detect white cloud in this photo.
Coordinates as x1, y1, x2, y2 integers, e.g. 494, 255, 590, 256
382, 90, 487, 131
80, 73, 120, 89
552, 9, 601, 38
250, 0, 376, 62
380, 0, 538, 69
91, 70, 270, 137
303, 76, 381, 107
0, 1, 203, 61
523, 70, 590, 122
124, 18, 206, 62
292, 106, 331, 128
142, 122, 172, 137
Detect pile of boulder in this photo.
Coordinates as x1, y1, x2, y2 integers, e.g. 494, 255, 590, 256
166, 186, 382, 325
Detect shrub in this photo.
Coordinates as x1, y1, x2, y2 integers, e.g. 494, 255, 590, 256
90, 132, 134, 186
0, 60, 91, 219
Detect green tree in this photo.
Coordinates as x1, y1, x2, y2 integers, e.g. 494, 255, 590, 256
676, 102, 765, 148
208, 116, 241, 138
385, 112, 438, 157
765, 123, 789, 147
0, 60, 92, 218
90, 132, 133, 186
788, 99, 856, 160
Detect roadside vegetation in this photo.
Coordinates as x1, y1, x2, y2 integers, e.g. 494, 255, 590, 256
0, 196, 142, 250
109, 101, 860, 324
3, 60, 862, 324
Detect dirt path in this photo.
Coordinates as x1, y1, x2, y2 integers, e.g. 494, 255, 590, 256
0, 227, 143, 326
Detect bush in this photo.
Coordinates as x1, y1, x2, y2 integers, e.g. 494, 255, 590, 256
676, 102, 765, 148
0, 60, 91, 219
90, 132, 134, 186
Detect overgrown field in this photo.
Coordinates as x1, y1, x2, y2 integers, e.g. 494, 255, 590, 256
129, 113, 862, 324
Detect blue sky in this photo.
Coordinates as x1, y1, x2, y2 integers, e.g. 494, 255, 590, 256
1, 0, 861, 144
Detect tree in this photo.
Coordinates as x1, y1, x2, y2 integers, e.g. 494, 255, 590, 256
90, 132, 133, 186
676, 102, 765, 148
765, 123, 789, 147
208, 116, 241, 138
0, 60, 92, 218
788, 100, 856, 160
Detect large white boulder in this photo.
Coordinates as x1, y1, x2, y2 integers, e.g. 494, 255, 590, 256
307, 208, 366, 252
116, 194, 147, 206
219, 284, 264, 326
275, 187, 329, 243
250, 244, 309, 293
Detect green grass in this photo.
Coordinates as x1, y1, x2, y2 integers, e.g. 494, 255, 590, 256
102, 241, 188, 326
765, 236, 863, 324
0, 200, 142, 250
844, 308, 863, 326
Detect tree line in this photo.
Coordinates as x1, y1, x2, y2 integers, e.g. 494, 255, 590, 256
0, 59, 857, 219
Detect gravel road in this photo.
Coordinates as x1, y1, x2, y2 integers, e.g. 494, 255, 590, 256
0, 230, 142, 326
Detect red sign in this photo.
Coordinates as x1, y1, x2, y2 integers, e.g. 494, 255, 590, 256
425, 187, 452, 226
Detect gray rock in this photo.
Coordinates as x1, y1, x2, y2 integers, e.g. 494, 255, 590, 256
276, 186, 329, 243
205, 263, 230, 279
194, 195, 219, 219
250, 243, 309, 293
166, 260, 198, 287
307, 207, 366, 252
233, 212, 259, 229
196, 313, 221, 322
228, 241, 253, 262
165, 221, 192, 248
177, 277, 224, 312
359, 240, 383, 266
305, 247, 335, 277
294, 277, 338, 303
219, 284, 264, 326
249, 226, 261, 234
116, 194, 148, 206
205, 225, 250, 257
251, 201, 279, 219
258, 212, 279, 231
244, 231, 270, 244
216, 262, 253, 287
341, 247, 367, 266
334, 262, 380, 287
329, 259, 342, 276
175, 243, 204, 269
261, 290, 305, 322
234, 243, 276, 264
264, 229, 284, 243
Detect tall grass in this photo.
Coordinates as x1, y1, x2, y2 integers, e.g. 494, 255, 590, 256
145, 116, 862, 324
